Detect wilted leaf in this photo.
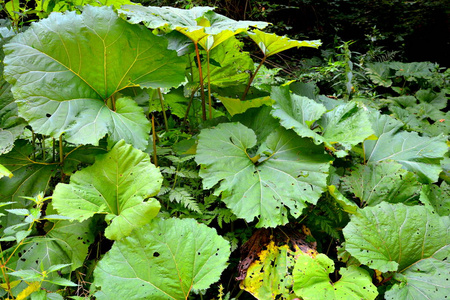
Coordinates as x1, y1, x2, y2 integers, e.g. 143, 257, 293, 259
195, 122, 331, 227
52, 140, 162, 240
4, 6, 185, 149
93, 218, 230, 299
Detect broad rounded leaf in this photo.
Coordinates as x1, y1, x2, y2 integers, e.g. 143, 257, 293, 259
343, 202, 450, 273
364, 111, 447, 183
248, 29, 321, 57
4, 6, 185, 149
343, 161, 421, 207
195, 122, 331, 227
120, 6, 267, 47
93, 218, 230, 299
293, 254, 378, 300
52, 140, 162, 240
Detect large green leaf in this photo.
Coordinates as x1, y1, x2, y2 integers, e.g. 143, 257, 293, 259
195, 122, 331, 227
52, 140, 162, 240
120, 5, 267, 45
343, 161, 421, 207
343, 202, 450, 273
271, 86, 374, 157
293, 254, 378, 300
364, 111, 448, 183
248, 29, 321, 57
3, 6, 185, 149
384, 247, 450, 300
93, 218, 230, 300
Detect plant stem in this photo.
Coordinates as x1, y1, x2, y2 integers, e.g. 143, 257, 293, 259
207, 50, 213, 119
194, 42, 207, 120
42, 137, 46, 161
32, 130, 36, 160
151, 114, 158, 167
183, 89, 197, 129
157, 88, 169, 131
242, 55, 267, 101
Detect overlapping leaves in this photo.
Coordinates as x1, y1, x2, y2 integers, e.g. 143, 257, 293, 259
195, 122, 331, 227
52, 140, 162, 240
3, 6, 185, 149
271, 85, 374, 157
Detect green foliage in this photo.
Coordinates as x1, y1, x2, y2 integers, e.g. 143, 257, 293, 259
0, 2, 448, 300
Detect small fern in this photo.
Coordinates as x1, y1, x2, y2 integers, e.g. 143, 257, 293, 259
168, 187, 201, 213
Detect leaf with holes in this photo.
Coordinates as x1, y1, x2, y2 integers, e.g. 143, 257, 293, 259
52, 140, 162, 240
3, 6, 185, 149
343, 202, 450, 275
195, 122, 331, 227
93, 218, 230, 299
343, 161, 421, 207
364, 111, 447, 183
293, 253, 378, 300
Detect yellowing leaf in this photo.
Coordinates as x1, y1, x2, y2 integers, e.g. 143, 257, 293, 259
217, 95, 274, 116
16, 281, 41, 300
240, 241, 303, 299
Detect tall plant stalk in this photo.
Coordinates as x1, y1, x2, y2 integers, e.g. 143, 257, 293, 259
194, 43, 207, 121
241, 55, 267, 101
157, 88, 169, 131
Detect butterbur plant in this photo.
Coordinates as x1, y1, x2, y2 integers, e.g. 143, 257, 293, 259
0, 2, 449, 300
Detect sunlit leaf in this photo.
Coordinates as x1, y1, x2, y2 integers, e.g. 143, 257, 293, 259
93, 218, 230, 299
52, 140, 162, 240
248, 29, 321, 57
4, 6, 185, 149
